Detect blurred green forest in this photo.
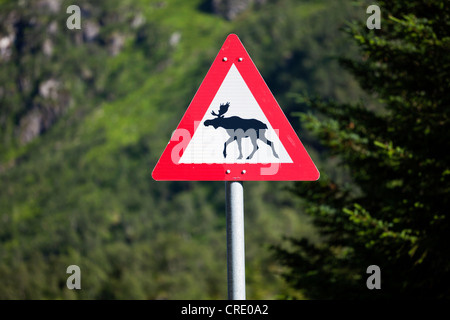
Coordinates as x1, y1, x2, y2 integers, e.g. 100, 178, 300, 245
276, 0, 450, 299
0, 0, 365, 299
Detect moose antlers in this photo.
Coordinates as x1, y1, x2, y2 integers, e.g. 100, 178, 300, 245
211, 102, 230, 118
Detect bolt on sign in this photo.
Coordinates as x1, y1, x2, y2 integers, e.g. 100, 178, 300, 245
152, 34, 319, 181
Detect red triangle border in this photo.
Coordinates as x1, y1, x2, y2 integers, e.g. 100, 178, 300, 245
152, 34, 319, 181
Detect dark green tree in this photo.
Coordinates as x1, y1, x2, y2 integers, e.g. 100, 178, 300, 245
276, 0, 450, 299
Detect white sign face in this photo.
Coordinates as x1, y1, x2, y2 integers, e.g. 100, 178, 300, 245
153, 34, 319, 181
179, 64, 293, 164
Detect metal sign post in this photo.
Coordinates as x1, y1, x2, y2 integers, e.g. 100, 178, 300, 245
225, 181, 246, 300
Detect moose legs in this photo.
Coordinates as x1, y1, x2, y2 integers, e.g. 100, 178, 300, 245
223, 136, 234, 158
223, 129, 246, 159
223, 129, 240, 159
223, 136, 246, 159
223, 129, 279, 160
259, 130, 279, 159
246, 131, 259, 160
246, 129, 279, 160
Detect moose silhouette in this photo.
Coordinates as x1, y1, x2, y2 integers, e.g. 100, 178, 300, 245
204, 102, 279, 160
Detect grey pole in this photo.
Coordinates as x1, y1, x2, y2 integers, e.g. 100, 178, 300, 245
225, 181, 246, 300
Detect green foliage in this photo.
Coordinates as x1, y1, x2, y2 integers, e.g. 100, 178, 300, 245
235, 0, 363, 124
1, 0, 361, 299
275, 0, 450, 299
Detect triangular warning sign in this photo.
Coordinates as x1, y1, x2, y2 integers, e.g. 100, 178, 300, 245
152, 34, 319, 181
